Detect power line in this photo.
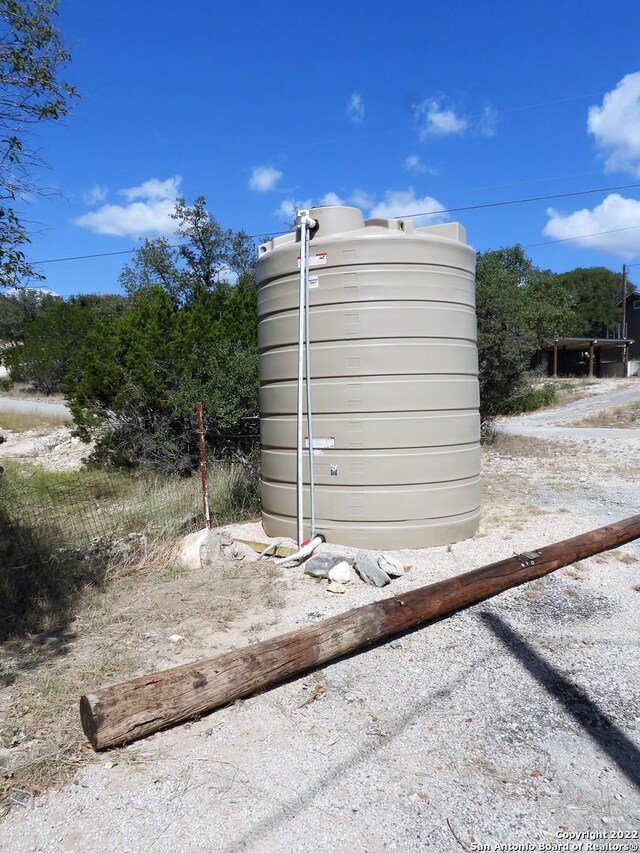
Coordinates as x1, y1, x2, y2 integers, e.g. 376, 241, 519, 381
398, 181, 640, 220
524, 223, 640, 249
32, 229, 289, 265
34, 247, 160, 264
498, 91, 604, 115
29, 181, 640, 266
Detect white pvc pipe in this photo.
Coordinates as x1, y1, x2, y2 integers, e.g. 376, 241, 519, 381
274, 534, 324, 567
304, 223, 316, 540
295, 210, 317, 546
296, 217, 306, 546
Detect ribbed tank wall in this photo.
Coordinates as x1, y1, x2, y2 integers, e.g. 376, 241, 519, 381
256, 206, 480, 549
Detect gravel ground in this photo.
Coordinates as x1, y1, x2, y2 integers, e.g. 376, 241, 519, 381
0, 427, 89, 471
1, 385, 639, 852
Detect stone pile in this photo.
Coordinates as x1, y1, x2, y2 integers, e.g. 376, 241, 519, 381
303, 549, 408, 593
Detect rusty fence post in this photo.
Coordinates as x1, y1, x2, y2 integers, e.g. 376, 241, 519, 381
196, 402, 211, 530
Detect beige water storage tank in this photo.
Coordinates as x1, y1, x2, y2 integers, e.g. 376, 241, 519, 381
256, 205, 480, 549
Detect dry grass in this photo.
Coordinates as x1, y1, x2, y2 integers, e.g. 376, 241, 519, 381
0, 410, 70, 433
572, 401, 640, 429
1, 462, 262, 641
0, 541, 286, 815
550, 377, 600, 407
1, 654, 139, 805
485, 433, 576, 459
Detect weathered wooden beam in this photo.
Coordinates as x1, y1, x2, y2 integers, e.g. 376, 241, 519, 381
80, 514, 640, 750
235, 538, 299, 558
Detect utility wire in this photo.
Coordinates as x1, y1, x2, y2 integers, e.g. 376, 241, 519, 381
397, 181, 640, 220
29, 181, 640, 266
525, 223, 640, 249
32, 228, 289, 265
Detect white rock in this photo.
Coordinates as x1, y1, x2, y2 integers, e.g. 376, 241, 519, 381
178, 528, 210, 569
200, 531, 222, 568
326, 581, 346, 594
378, 555, 405, 578
168, 634, 184, 643
328, 561, 352, 583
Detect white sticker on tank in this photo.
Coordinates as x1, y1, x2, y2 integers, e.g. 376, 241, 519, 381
308, 275, 319, 289
297, 253, 327, 268
304, 436, 335, 449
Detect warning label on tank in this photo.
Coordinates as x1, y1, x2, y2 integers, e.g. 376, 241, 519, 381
297, 252, 327, 268
304, 436, 335, 449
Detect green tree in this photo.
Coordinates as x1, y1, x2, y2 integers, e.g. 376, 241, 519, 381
68, 199, 259, 474
118, 196, 254, 305
0, 0, 77, 287
6, 293, 128, 392
0, 286, 47, 340
475, 246, 539, 418
555, 267, 622, 337
520, 268, 574, 348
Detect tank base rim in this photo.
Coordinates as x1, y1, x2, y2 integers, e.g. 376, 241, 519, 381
261, 510, 480, 550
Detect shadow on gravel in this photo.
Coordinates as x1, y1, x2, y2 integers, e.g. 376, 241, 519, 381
479, 610, 640, 790
217, 659, 481, 853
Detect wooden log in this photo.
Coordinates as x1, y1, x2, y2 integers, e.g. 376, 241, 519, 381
80, 514, 640, 750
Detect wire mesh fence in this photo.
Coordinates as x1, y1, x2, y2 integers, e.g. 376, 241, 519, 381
0, 461, 258, 638
1, 468, 203, 571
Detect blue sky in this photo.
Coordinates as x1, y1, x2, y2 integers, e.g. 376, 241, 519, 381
19, 0, 640, 296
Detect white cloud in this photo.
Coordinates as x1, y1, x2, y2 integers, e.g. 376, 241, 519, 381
478, 105, 498, 138
543, 193, 640, 260
416, 99, 467, 139
346, 92, 365, 125
74, 176, 181, 238
83, 184, 108, 205
249, 165, 283, 192
119, 176, 181, 202
588, 72, 640, 176
319, 192, 344, 206
275, 194, 346, 221
274, 197, 313, 222
350, 188, 375, 209
405, 154, 426, 173
368, 188, 447, 224
4, 285, 59, 298
273, 187, 448, 227
404, 154, 439, 175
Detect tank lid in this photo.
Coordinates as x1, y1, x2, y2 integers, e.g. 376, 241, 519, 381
309, 205, 364, 237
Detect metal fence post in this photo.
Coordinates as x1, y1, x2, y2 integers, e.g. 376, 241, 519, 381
196, 402, 211, 530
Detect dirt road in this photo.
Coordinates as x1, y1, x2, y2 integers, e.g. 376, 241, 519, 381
500, 379, 640, 440
0, 396, 71, 418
